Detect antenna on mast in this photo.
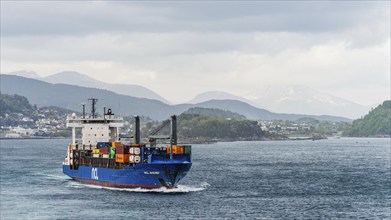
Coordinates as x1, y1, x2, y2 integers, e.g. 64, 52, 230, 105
88, 98, 98, 118
81, 103, 86, 118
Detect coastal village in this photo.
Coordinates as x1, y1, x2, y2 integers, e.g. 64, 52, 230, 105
0, 107, 68, 138
0, 107, 345, 139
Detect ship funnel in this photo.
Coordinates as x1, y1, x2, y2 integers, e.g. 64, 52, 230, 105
134, 115, 140, 144
170, 115, 177, 145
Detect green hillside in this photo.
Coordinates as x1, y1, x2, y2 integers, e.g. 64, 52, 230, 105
178, 113, 263, 141
343, 100, 391, 137
0, 93, 34, 116
183, 107, 246, 120
0, 93, 71, 137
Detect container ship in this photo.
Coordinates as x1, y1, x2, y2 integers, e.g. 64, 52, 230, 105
63, 98, 192, 189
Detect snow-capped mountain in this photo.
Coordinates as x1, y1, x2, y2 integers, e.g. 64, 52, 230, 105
189, 86, 370, 119
245, 85, 370, 119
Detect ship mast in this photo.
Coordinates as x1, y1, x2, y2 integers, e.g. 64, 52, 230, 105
88, 98, 98, 119
170, 115, 177, 160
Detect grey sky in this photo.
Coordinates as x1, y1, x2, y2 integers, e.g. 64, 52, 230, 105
1, 1, 390, 105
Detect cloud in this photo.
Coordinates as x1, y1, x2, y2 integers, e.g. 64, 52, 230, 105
1, 1, 390, 105
2, 1, 388, 36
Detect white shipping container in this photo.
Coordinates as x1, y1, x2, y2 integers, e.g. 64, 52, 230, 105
129, 155, 135, 162
134, 156, 141, 163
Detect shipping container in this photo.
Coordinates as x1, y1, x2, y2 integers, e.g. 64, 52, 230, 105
166, 145, 184, 155
112, 142, 122, 148
134, 156, 141, 163
99, 147, 109, 154
131, 144, 146, 147
184, 145, 192, 154
116, 145, 130, 154
115, 154, 130, 163
97, 142, 110, 149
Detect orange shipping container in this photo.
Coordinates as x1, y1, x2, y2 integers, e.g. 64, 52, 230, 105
115, 153, 130, 163
131, 144, 146, 147
166, 145, 184, 155
112, 142, 122, 148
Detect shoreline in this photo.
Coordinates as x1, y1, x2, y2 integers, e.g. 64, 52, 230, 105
0, 137, 67, 140
1, 136, 389, 144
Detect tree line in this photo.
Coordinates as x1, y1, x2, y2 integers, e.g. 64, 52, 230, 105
343, 100, 391, 137
178, 113, 263, 141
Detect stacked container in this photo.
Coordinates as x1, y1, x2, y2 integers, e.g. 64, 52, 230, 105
97, 142, 111, 149
99, 147, 109, 154
115, 145, 130, 163
111, 142, 122, 148
129, 145, 142, 163
166, 145, 184, 155
184, 145, 192, 154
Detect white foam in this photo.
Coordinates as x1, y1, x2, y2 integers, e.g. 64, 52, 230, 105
67, 181, 209, 193
45, 173, 70, 181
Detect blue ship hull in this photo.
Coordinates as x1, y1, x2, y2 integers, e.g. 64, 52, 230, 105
63, 162, 192, 189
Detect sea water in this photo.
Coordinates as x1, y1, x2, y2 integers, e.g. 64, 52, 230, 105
0, 138, 390, 219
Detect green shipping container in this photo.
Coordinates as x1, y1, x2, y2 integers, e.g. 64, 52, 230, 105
184, 145, 191, 154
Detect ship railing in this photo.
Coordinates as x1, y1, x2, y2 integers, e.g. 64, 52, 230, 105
69, 144, 97, 151
66, 115, 123, 121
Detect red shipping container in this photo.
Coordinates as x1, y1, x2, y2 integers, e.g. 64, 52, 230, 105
116, 145, 130, 154
99, 147, 109, 154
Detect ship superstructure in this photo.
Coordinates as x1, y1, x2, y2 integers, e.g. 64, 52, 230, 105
63, 99, 192, 188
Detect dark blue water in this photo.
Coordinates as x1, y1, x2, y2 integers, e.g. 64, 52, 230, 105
1, 138, 390, 219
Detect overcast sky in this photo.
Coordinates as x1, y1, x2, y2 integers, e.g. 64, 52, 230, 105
1, 1, 390, 105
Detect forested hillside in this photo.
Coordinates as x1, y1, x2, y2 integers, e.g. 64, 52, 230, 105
0, 94, 35, 116
178, 113, 264, 141
0, 94, 70, 137
343, 100, 391, 137
183, 107, 246, 120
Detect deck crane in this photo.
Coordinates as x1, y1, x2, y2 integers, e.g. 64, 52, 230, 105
148, 116, 178, 159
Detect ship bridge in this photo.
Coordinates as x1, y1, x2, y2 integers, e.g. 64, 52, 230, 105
67, 98, 124, 147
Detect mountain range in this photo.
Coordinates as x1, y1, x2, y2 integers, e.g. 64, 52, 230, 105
7, 70, 170, 104
1, 74, 351, 122
6, 70, 370, 119
189, 87, 369, 119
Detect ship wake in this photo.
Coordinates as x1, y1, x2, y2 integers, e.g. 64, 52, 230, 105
67, 181, 210, 193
